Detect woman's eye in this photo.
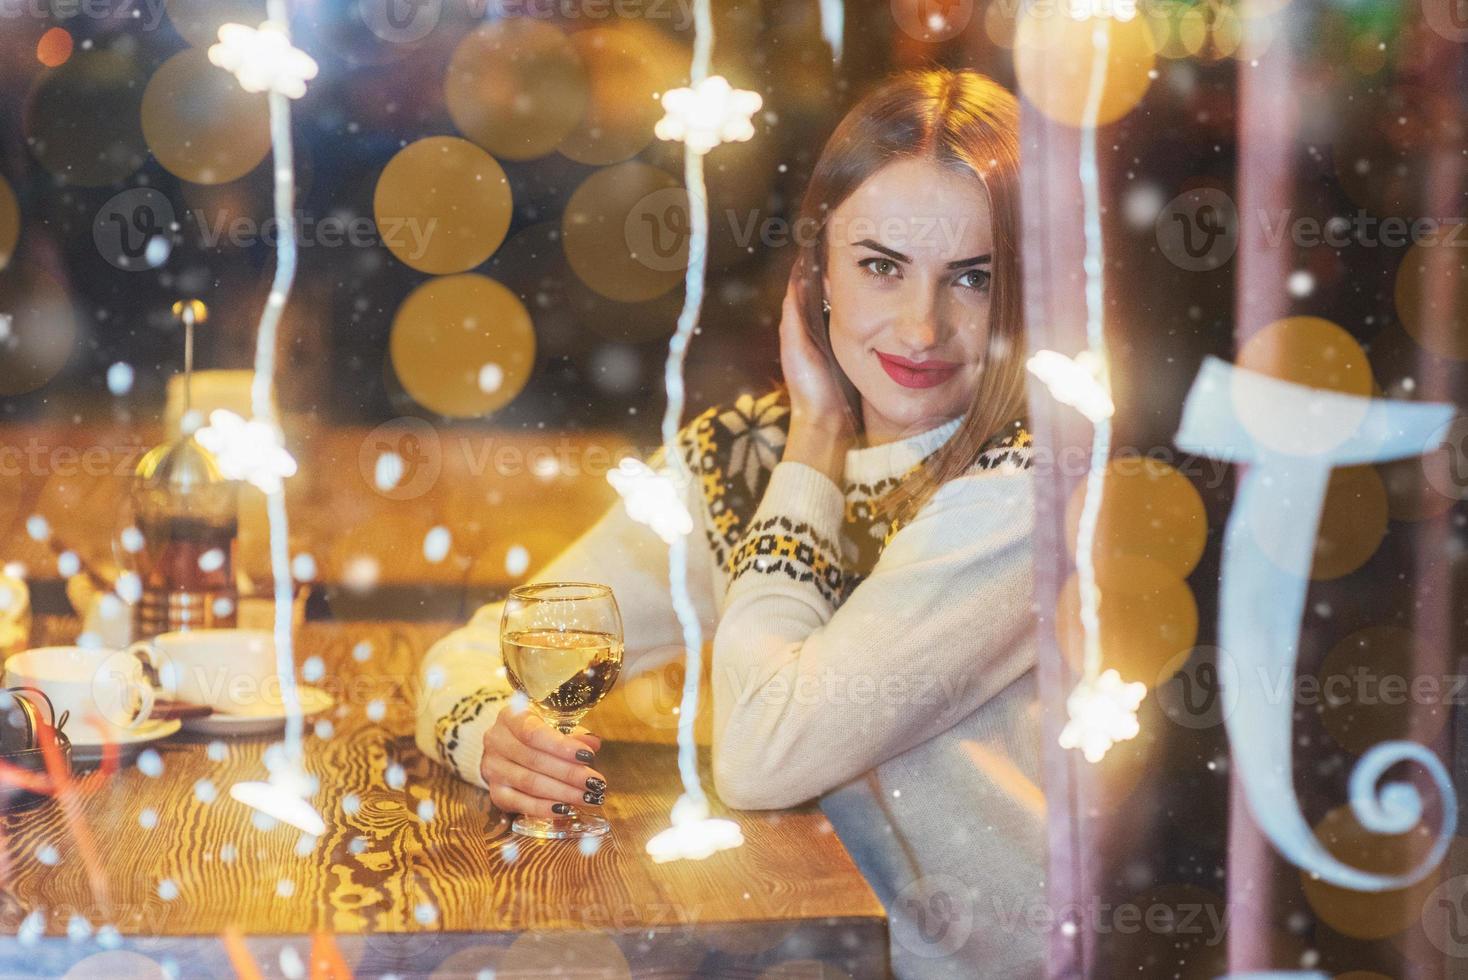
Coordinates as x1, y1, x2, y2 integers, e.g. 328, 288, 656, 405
859, 257, 901, 278
955, 269, 991, 291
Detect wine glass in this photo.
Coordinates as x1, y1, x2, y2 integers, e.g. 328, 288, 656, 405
500, 582, 624, 840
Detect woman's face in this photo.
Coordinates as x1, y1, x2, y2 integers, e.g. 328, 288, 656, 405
822, 157, 994, 444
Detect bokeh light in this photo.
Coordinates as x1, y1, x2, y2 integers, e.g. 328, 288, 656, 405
25, 50, 148, 187
1235, 316, 1374, 457
556, 25, 687, 166
166, 0, 267, 48
0, 177, 18, 271
563, 161, 687, 303
36, 27, 74, 69
1251, 464, 1387, 581
142, 48, 271, 185
389, 274, 535, 418
1299, 804, 1440, 940
1318, 625, 1449, 756
373, 137, 513, 275
1014, 12, 1156, 128
0, 267, 80, 397
1064, 456, 1208, 578
446, 20, 589, 162
1393, 229, 1468, 362
1058, 554, 1198, 682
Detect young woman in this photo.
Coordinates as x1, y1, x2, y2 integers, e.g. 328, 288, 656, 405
417, 68, 1044, 978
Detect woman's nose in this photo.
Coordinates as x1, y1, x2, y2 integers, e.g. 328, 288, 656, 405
894, 291, 943, 351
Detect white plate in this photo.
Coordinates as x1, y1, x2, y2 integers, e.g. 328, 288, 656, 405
68, 719, 182, 766
180, 685, 335, 737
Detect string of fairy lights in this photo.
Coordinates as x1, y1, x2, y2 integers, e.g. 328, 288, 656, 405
192, 6, 323, 835
1027, 7, 1146, 765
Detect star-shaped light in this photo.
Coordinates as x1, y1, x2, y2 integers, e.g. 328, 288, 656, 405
1058, 668, 1147, 763
1027, 349, 1115, 423
209, 21, 319, 100
654, 76, 763, 155
645, 794, 744, 864
607, 457, 693, 545
195, 409, 298, 494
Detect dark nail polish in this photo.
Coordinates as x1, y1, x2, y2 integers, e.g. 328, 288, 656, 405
575, 749, 595, 764
552, 803, 571, 815
585, 776, 606, 793
584, 792, 605, 806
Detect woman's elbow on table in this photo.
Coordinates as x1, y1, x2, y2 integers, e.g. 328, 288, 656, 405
711, 707, 821, 811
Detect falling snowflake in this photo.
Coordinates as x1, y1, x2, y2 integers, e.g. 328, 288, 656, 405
477, 363, 504, 394
195, 410, 298, 494
291, 553, 317, 582
1058, 668, 1147, 763
120, 526, 144, 553
654, 76, 764, 154
302, 656, 325, 683
138, 750, 164, 777
423, 526, 451, 564
106, 362, 134, 396
195, 779, 218, 804
505, 545, 530, 577
208, 21, 319, 100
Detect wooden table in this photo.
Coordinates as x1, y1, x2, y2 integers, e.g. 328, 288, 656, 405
0, 621, 887, 978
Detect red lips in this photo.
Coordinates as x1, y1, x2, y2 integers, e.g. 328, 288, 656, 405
875, 351, 962, 389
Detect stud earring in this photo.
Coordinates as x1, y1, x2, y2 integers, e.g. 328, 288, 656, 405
822, 299, 831, 315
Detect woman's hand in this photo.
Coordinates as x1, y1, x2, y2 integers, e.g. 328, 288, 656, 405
480, 703, 607, 817
779, 274, 855, 480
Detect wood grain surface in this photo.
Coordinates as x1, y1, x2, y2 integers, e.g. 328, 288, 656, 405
0, 620, 887, 978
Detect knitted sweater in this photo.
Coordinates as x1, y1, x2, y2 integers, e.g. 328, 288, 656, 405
415, 390, 1046, 979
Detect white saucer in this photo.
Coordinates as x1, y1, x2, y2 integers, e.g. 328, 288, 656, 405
68, 719, 182, 767
180, 685, 335, 737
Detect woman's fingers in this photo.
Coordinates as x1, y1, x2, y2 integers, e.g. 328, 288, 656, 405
569, 727, 602, 755
492, 722, 605, 792
487, 781, 561, 819
505, 706, 600, 765
483, 753, 599, 808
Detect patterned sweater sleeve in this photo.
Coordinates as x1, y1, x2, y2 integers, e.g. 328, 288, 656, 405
710, 461, 1037, 809
415, 449, 718, 788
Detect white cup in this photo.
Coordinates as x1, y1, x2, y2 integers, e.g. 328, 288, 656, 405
129, 629, 283, 714
4, 646, 156, 743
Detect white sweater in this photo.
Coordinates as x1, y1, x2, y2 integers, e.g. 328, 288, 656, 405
415, 390, 1046, 979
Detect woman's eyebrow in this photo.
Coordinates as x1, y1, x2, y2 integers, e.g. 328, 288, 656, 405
851, 239, 910, 263
946, 254, 992, 269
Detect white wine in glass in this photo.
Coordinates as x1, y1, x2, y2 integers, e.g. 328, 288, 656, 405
500, 582, 623, 839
